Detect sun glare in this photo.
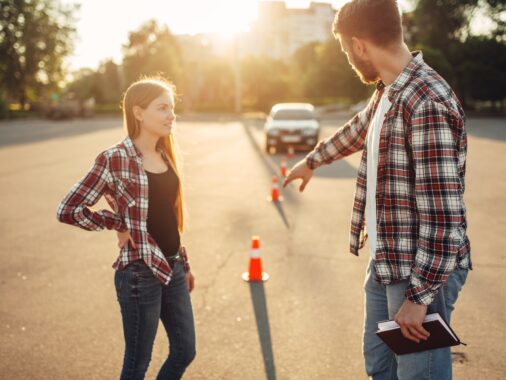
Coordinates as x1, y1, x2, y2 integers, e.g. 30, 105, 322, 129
210, 0, 257, 38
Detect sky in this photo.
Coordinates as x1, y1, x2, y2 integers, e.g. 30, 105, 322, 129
62, 0, 490, 72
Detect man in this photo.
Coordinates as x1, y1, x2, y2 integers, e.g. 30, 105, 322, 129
283, 1, 471, 379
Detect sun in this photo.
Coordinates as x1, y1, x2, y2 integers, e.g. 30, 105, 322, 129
211, 0, 257, 38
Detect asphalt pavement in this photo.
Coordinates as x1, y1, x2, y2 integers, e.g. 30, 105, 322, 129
0, 115, 505, 379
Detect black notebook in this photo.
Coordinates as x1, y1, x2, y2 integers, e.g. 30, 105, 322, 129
376, 313, 464, 355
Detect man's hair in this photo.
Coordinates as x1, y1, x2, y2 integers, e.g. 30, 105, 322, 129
333, 0, 403, 47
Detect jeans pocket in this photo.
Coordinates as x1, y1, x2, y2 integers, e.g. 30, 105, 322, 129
126, 262, 158, 284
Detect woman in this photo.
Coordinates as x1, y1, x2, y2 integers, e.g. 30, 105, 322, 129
56, 77, 196, 380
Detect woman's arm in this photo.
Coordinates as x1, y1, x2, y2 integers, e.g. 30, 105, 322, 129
56, 152, 128, 232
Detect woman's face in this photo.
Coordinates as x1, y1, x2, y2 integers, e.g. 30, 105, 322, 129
137, 90, 175, 137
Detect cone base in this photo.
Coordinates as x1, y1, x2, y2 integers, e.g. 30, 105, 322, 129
241, 272, 270, 282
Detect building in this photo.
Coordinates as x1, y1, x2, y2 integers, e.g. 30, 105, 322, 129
244, 1, 336, 60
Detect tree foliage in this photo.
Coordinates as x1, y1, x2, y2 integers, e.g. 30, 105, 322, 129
121, 19, 182, 87
0, 0, 78, 105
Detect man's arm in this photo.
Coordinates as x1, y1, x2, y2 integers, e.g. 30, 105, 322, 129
305, 93, 376, 170
56, 152, 128, 232
405, 100, 465, 305
284, 94, 377, 191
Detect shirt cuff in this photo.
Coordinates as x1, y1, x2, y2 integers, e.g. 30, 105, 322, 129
305, 152, 320, 170
179, 246, 191, 273
405, 273, 441, 306
114, 217, 128, 232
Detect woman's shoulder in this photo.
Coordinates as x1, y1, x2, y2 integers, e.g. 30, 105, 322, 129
93, 139, 132, 172
95, 139, 130, 160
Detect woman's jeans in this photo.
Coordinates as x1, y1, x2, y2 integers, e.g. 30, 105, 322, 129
114, 260, 196, 380
363, 259, 468, 380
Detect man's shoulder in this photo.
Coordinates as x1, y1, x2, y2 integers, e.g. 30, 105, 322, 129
400, 63, 463, 119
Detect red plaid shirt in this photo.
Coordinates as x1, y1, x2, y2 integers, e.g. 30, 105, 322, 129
57, 136, 190, 285
306, 52, 471, 305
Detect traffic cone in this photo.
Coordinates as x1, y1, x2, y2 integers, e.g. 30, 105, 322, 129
242, 236, 269, 282
280, 159, 287, 177
268, 176, 283, 202
287, 146, 295, 160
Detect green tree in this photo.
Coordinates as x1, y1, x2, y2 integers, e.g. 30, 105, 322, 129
241, 57, 293, 111
408, 0, 506, 106
411, 0, 479, 49
479, 0, 506, 41
0, 0, 78, 106
292, 39, 369, 104
96, 60, 122, 104
413, 44, 454, 84
450, 36, 506, 105
189, 58, 235, 112
65, 59, 122, 106
65, 67, 97, 100
122, 19, 182, 86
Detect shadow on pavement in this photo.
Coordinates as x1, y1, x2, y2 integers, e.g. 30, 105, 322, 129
242, 120, 300, 206
242, 120, 358, 183
249, 281, 277, 380
271, 200, 290, 229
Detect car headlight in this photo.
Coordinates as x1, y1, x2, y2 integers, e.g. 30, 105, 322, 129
302, 128, 317, 136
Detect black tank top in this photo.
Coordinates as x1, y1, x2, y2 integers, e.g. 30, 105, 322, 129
146, 165, 180, 259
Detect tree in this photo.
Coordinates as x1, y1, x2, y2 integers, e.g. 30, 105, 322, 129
408, 0, 506, 107
449, 36, 506, 104
0, 0, 78, 106
65, 59, 122, 105
292, 39, 369, 104
410, 0, 479, 50
481, 0, 506, 41
122, 19, 182, 87
96, 59, 122, 104
241, 57, 293, 111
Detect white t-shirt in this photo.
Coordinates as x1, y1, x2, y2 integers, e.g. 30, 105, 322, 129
365, 86, 392, 259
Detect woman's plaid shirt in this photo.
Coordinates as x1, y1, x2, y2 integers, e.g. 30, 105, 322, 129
56, 136, 190, 285
306, 52, 471, 305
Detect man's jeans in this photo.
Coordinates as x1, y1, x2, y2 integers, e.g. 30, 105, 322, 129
364, 259, 468, 380
114, 260, 196, 380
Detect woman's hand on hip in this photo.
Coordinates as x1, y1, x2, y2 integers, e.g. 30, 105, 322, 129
117, 230, 136, 249
186, 271, 195, 293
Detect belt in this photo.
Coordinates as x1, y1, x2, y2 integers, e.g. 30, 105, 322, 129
166, 248, 182, 265
166, 253, 180, 263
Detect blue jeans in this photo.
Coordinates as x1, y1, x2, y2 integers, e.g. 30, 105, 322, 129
114, 260, 196, 380
363, 259, 468, 380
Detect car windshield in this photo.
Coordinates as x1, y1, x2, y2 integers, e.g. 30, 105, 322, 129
272, 109, 314, 120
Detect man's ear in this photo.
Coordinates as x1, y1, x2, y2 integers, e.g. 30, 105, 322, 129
132, 105, 143, 122
351, 36, 367, 59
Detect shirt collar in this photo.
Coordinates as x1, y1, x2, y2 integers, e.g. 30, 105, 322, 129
122, 135, 170, 163
375, 50, 424, 102
122, 135, 143, 158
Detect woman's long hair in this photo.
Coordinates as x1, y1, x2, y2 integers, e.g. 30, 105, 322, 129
121, 76, 185, 233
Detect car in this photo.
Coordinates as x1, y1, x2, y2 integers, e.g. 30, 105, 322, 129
264, 103, 320, 153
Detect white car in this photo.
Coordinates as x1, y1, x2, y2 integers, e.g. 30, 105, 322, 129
264, 103, 320, 153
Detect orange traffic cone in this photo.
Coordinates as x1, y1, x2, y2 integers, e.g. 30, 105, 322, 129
287, 146, 295, 160
242, 236, 269, 282
268, 176, 283, 202
280, 159, 287, 177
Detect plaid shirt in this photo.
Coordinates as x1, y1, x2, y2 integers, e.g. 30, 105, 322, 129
306, 52, 471, 305
57, 136, 190, 285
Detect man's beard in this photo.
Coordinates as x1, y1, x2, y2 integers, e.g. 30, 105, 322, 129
349, 53, 379, 84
